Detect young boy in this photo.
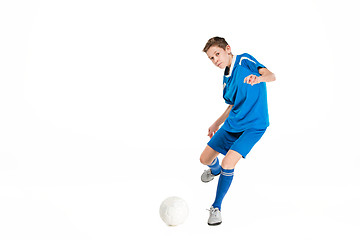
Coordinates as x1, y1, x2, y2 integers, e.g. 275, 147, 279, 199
200, 37, 276, 225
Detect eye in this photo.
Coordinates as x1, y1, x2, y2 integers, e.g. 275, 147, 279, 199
216, 53, 219, 56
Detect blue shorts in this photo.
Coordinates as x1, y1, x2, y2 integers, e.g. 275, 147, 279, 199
207, 127, 266, 158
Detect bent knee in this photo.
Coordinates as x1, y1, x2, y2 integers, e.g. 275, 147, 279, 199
199, 154, 208, 165
200, 153, 214, 165
200, 145, 219, 165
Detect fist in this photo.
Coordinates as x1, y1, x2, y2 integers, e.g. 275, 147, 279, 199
244, 74, 262, 86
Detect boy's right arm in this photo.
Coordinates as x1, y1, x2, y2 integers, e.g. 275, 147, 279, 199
208, 105, 233, 138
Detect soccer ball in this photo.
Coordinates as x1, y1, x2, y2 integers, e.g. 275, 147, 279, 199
159, 196, 189, 226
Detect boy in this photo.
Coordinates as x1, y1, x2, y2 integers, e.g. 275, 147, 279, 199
200, 37, 276, 225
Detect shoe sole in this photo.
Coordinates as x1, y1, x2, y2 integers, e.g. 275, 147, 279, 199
208, 221, 222, 226
201, 178, 213, 183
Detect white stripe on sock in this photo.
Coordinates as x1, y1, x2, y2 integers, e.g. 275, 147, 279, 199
209, 158, 218, 166
221, 171, 234, 176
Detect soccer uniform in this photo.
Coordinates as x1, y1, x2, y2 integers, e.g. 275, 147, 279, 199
208, 53, 269, 158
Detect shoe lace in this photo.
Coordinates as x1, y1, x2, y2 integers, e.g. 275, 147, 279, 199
206, 207, 219, 215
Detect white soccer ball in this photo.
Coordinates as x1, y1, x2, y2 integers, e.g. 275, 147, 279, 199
159, 196, 189, 226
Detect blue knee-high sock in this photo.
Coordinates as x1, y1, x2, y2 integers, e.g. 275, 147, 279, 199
212, 167, 234, 210
207, 157, 221, 175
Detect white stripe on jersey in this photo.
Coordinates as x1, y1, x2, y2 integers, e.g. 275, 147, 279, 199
239, 56, 256, 66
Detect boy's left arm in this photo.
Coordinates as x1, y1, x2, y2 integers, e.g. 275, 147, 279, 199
244, 68, 276, 86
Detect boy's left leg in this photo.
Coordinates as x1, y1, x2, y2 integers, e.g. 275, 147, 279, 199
208, 150, 241, 225
212, 150, 242, 210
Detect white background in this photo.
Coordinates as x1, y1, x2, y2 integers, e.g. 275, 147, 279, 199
1, 0, 360, 239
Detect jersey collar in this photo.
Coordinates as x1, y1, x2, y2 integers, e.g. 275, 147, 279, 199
224, 55, 238, 77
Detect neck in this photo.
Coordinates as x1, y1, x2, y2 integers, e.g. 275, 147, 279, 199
227, 54, 234, 68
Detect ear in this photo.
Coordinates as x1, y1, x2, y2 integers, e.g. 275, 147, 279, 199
226, 45, 232, 54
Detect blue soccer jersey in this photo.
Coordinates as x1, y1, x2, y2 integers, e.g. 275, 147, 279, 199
222, 53, 269, 132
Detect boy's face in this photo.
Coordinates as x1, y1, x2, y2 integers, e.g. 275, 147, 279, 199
206, 45, 232, 69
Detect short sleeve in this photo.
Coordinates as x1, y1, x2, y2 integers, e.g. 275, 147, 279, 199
225, 99, 233, 105
239, 53, 266, 73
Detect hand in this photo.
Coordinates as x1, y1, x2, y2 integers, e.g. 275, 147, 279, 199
244, 74, 262, 86
208, 123, 219, 138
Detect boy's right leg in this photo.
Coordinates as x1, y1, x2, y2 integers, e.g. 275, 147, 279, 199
200, 145, 221, 182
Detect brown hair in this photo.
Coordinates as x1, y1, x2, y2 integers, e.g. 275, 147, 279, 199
203, 37, 229, 53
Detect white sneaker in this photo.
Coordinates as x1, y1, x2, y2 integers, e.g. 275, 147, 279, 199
201, 169, 219, 183
207, 207, 222, 226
